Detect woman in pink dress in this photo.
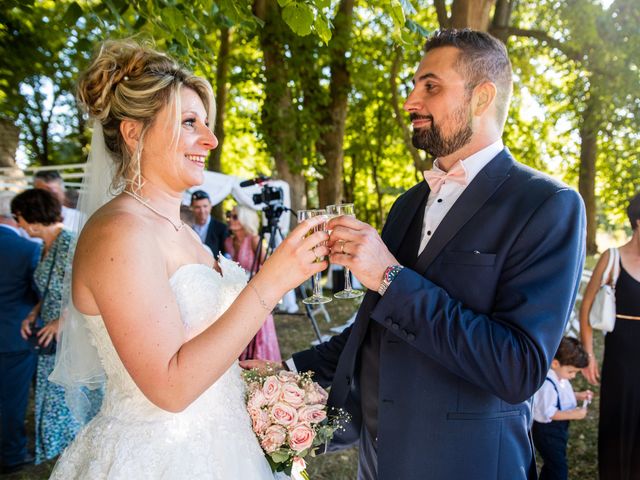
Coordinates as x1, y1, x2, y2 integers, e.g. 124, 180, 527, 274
225, 205, 282, 362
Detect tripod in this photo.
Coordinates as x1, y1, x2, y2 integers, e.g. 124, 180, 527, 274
250, 204, 326, 343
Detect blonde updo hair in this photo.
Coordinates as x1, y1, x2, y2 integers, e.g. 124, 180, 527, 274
235, 205, 261, 237
77, 39, 215, 190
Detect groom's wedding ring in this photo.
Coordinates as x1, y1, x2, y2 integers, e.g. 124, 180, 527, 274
312, 246, 320, 262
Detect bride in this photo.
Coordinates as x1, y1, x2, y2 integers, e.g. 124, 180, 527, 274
49, 39, 328, 479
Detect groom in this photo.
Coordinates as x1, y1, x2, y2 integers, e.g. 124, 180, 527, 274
288, 30, 585, 479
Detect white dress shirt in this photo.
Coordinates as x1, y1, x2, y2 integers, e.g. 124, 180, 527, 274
418, 140, 504, 255
62, 205, 81, 230
533, 368, 577, 423
192, 215, 211, 243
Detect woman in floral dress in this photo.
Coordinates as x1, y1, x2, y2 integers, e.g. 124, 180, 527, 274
12, 188, 102, 464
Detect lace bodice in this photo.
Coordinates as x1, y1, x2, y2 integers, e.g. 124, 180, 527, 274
51, 257, 276, 479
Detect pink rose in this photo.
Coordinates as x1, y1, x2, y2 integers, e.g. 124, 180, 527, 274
250, 408, 270, 436
262, 376, 282, 405
261, 425, 287, 453
297, 404, 327, 424
280, 383, 306, 408
271, 402, 298, 427
248, 389, 268, 410
304, 382, 329, 405
289, 424, 315, 452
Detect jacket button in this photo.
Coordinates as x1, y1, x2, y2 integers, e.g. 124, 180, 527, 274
407, 333, 416, 341
391, 323, 400, 331
385, 317, 393, 326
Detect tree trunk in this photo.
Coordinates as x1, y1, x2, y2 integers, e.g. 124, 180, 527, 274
449, 0, 495, 31
210, 26, 230, 175
316, 0, 355, 207
578, 96, 599, 255
489, 0, 513, 43
390, 46, 430, 178
210, 26, 230, 219
254, 0, 306, 213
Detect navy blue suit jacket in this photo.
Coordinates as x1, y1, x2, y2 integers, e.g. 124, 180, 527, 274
0, 226, 41, 353
203, 217, 229, 259
293, 150, 586, 479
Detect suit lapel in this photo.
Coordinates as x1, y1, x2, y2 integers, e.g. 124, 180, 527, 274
347, 183, 429, 348
383, 182, 430, 258
414, 149, 514, 275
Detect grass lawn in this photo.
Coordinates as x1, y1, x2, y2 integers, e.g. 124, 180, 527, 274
7, 285, 601, 479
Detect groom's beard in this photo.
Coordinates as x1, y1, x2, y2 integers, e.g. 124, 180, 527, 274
411, 103, 473, 158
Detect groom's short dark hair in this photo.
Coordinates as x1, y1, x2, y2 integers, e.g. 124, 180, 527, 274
424, 29, 513, 128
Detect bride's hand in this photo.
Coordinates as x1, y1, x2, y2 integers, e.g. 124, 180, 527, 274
259, 215, 330, 291
239, 359, 286, 374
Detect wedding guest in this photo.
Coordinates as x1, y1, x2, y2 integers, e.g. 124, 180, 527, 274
0, 192, 40, 475
33, 170, 80, 230
225, 205, 282, 361
12, 189, 101, 464
532, 337, 593, 480
580, 192, 640, 479
246, 29, 586, 479
190, 189, 228, 259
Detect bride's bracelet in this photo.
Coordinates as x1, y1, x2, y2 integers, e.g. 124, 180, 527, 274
248, 282, 273, 312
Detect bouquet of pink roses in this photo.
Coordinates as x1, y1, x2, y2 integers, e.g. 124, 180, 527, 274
242, 367, 348, 479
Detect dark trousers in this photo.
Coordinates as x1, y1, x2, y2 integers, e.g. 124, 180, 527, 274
0, 350, 36, 466
532, 420, 569, 480
358, 426, 378, 480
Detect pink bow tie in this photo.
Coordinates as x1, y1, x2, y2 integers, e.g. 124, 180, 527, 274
423, 161, 467, 193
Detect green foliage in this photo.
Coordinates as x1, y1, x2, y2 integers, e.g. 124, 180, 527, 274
1, 0, 637, 235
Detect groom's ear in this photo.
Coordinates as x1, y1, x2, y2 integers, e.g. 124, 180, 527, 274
120, 119, 143, 154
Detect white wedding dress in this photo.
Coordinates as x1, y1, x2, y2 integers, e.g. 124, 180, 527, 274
50, 258, 276, 479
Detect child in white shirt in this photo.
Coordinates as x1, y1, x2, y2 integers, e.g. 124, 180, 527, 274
532, 337, 593, 480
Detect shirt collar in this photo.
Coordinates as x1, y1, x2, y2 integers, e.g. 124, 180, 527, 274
433, 139, 504, 185
193, 215, 211, 231
0, 223, 20, 235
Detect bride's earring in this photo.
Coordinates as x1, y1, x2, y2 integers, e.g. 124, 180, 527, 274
129, 147, 145, 195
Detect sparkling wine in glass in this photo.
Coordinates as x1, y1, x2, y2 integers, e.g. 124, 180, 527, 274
327, 203, 364, 299
297, 209, 331, 305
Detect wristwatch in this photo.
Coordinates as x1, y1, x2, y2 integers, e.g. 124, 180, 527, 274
377, 265, 404, 296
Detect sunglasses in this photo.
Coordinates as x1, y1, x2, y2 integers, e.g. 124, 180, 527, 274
12, 213, 20, 222
225, 211, 238, 221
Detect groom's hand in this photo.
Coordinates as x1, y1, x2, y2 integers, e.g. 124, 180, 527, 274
328, 215, 399, 291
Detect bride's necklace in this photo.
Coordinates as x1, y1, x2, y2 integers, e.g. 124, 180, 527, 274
123, 190, 185, 232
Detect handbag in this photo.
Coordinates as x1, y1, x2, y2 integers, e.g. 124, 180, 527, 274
589, 247, 620, 332
28, 241, 60, 355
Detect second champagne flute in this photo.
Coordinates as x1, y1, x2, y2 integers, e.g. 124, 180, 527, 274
297, 209, 331, 305
327, 203, 364, 299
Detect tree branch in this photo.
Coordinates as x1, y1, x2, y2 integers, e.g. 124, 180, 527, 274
494, 26, 583, 62
433, 0, 450, 29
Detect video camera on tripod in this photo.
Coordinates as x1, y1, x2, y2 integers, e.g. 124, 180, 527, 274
240, 175, 286, 228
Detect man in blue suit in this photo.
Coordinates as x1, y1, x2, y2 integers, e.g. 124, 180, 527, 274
0, 193, 41, 474
292, 30, 585, 479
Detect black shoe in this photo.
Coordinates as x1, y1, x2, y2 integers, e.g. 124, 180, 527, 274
0, 453, 34, 475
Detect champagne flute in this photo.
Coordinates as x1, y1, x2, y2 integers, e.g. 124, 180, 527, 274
297, 209, 331, 305
327, 203, 364, 299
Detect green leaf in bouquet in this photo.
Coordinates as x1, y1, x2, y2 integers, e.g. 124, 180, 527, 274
269, 449, 290, 464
